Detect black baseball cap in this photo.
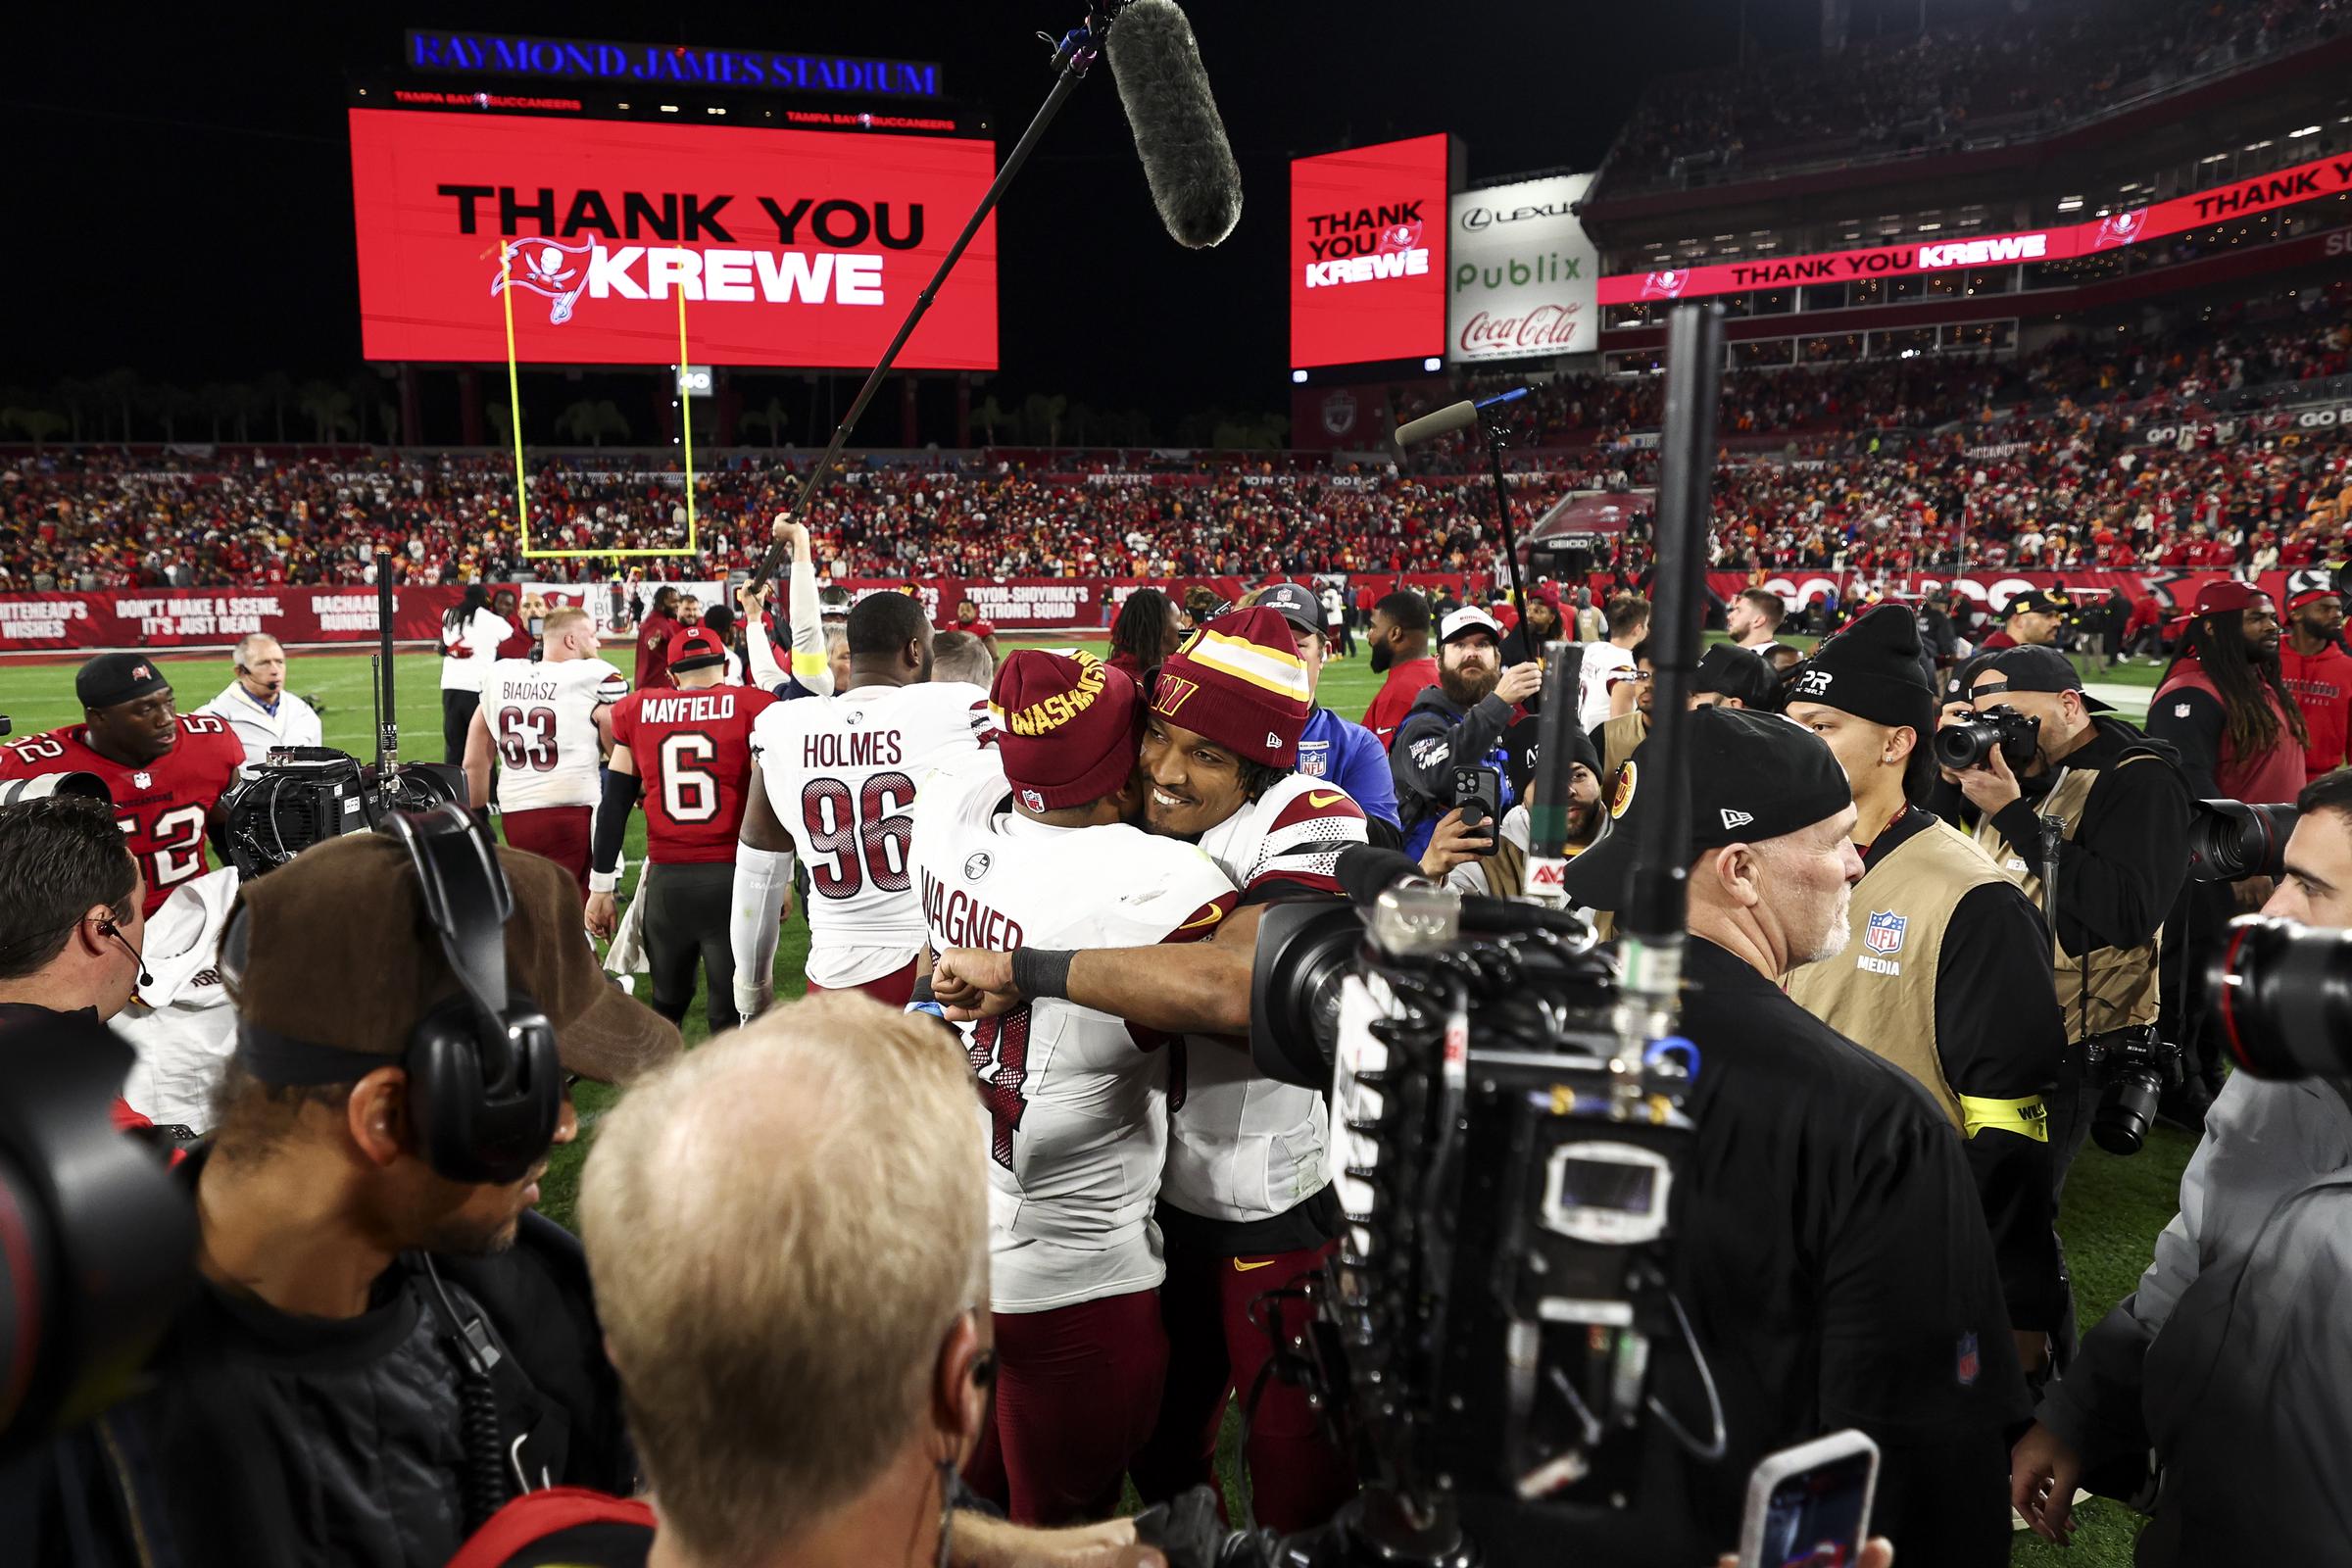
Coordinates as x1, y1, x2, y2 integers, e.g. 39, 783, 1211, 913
2003, 589, 2071, 618
1693, 644, 1776, 708
76, 652, 171, 710
1255, 582, 1324, 640
1974, 645, 2114, 711
1558, 706, 1853, 912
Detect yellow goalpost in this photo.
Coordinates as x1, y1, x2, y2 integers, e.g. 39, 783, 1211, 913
498, 243, 700, 563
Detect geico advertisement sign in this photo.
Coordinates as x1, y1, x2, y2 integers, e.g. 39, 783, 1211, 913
1290, 133, 1448, 368
349, 108, 998, 368
1447, 173, 1595, 364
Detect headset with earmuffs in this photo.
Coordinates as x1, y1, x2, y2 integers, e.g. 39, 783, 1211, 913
223, 802, 563, 1185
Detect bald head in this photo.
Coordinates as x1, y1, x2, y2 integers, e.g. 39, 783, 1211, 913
577, 995, 986, 1562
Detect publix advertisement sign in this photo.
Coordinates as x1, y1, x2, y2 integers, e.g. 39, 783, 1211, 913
1446, 173, 1597, 365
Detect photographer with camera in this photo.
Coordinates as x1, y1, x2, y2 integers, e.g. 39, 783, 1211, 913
1418, 726, 1608, 895
2010, 765, 2352, 1561
1781, 608, 2068, 1377
4, 813, 682, 1566
1390, 608, 1544, 860
1562, 706, 2029, 1565
196, 634, 322, 763
1939, 646, 2191, 1185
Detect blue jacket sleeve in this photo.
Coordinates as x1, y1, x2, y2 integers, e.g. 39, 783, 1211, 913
1334, 719, 1401, 828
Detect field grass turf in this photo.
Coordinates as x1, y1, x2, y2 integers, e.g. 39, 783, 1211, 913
0, 635, 2186, 1559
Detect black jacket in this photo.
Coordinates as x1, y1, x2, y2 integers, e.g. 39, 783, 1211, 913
1388, 684, 1518, 844
1, 1149, 635, 1568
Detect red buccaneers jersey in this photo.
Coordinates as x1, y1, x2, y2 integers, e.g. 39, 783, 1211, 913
609, 685, 778, 864
0, 715, 245, 913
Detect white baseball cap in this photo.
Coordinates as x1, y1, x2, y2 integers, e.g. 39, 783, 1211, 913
1439, 606, 1503, 645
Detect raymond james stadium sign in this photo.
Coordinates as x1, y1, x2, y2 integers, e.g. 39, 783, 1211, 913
406, 30, 943, 99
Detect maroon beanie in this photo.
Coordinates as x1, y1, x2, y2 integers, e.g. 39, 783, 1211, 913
1148, 607, 1312, 767
990, 650, 1141, 810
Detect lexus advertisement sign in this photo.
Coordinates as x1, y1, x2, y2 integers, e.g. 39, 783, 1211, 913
1289, 133, 1450, 369
1447, 173, 1595, 365
348, 108, 999, 368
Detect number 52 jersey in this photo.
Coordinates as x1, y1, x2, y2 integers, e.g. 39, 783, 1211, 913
750, 680, 993, 988
0, 715, 244, 915
909, 753, 1239, 1313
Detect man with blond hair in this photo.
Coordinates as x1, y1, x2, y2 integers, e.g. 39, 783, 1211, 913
446, 993, 1158, 1568
466, 605, 629, 898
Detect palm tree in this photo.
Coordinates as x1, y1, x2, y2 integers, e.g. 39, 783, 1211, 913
55, 377, 95, 442
295, 380, 355, 445
93, 369, 143, 442
226, 382, 264, 444
147, 382, 196, 444
255, 372, 294, 444
976, 393, 1013, 445
554, 399, 629, 448
739, 395, 790, 449
1, 408, 67, 450
486, 398, 515, 448
195, 382, 235, 442
1021, 392, 1069, 448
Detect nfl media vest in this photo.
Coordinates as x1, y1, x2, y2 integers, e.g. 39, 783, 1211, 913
1975, 763, 2163, 1042
1598, 711, 1649, 786
1786, 818, 2009, 1133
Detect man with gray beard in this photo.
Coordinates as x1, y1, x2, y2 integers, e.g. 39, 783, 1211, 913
1557, 706, 2030, 1568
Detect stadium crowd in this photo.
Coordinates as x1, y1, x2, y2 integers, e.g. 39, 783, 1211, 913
1598, 0, 2343, 188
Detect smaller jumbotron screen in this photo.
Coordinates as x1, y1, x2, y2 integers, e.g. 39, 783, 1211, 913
348, 108, 999, 368
1289, 133, 1449, 369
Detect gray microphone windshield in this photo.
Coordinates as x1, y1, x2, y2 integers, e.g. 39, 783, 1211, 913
1106, 0, 1244, 249
1394, 401, 1479, 447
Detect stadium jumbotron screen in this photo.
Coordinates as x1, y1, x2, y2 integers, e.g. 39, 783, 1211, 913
348, 108, 1000, 368
1289, 132, 1449, 369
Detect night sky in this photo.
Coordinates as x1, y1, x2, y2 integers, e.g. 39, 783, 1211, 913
8, 2, 1822, 431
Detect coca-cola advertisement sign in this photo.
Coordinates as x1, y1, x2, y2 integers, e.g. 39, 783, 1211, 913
1447, 173, 1596, 366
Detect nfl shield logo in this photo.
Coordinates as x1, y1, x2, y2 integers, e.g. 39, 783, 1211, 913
1956, 1332, 1981, 1387
132, 770, 153, 790
1864, 910, 1907, 956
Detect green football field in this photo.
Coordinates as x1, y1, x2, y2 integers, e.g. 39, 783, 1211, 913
0, 635, 2186, 1557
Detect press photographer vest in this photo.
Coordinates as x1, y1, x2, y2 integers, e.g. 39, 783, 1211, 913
1974, 762, 2163, 1040
1598, 711, 1648, 783
1785, 817, 2005, 1132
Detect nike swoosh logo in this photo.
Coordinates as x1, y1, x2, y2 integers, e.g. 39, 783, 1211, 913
1307, 792, 1346, 808
1177, 904, 1227, 932
1233, 1258, 1276, 1272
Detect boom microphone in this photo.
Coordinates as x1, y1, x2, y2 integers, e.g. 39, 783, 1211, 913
1104, 0, 1244, 249
1394, 387, 1529, 449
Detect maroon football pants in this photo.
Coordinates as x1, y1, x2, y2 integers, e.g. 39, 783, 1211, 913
502, 806, 592, 902
963, 1288, 1169, 1526
1128, 1237, 1353, 1533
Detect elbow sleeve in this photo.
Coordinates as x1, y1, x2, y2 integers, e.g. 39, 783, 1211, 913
729, 843, 796, 1020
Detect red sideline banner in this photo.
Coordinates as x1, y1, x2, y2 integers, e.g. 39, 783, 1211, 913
0, 585, 468, 653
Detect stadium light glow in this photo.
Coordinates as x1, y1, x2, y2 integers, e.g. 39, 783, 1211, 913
1423, 357, 1442, 372
2291, 124, 2321, 137
2055, 196, 2083, 211
1291, 369, 1307, 383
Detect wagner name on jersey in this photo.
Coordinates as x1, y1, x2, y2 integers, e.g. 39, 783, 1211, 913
480, 659, 629, 812
1166, 773, 1369, 1226
0, 714, 245, 914
611, 684, 776, 863
750, 680, 993, 988
910, 753, 1238, 1312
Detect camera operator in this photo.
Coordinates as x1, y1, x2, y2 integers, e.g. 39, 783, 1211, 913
1940, 646, 2191, 1188
0, 794, 157, 1129
2010, 765, 2352, 1562
196, 634, 322, 763
2146, 582, 2305, 1122
1419, 727, 1607, 895
3, 821, 683, 1566
1783, 609, 2067, 1376
1390, 608, 1544, 859
1562, 706, 2029, 1565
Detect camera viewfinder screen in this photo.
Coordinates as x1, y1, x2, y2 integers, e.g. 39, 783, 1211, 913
1556, 1157, 1656, 1215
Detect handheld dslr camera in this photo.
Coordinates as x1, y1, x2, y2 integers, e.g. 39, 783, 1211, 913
1933, 705, 2040, 772
1246, 863, 1715, 1564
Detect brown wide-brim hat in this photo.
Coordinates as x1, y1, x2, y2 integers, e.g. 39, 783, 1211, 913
226, 831, 681, 1084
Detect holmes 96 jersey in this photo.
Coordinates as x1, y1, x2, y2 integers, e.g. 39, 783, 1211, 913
610, 684, 777, 863
0, 714, 245, 915
750, 680, 993, 986
480, 658, 628, 811
1163, 773, 1368, 1227
910, 754, 1238, 1313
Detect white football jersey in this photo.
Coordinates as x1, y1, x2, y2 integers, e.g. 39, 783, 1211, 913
481, 658, 627, 811
910, 754, 1238, 1312
752, 680, 993, 987
1162, 773, 1368, 1225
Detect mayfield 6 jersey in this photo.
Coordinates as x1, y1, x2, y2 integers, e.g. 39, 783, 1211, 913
910, 754, 1238, 1313
751, 681, 993, 985
480, 659, 627, 812
0, 715, 245, 915
610, 684, 777, 863
1163, 774, 1368, 1225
